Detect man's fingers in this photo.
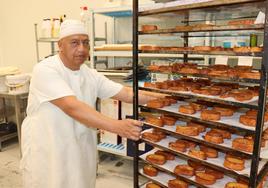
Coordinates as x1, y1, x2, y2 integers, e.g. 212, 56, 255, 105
118, 119, 143, 140
132, 130, 141, 137
132, 126, 142, 133
126, 119, 143, 126
129, 135, 140, 141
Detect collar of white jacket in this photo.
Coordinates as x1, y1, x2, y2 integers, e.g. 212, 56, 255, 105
59, 19, 88, 40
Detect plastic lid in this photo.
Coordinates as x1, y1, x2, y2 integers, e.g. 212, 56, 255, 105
0, 67, 20, 76
81, 6, 88, 10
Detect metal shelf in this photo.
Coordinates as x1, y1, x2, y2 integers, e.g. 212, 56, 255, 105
139, 170, 170, 188
139, 24, 264, 34
92, 6, 132, 17
93, 50, 204, 58
145, 70, 260, 84
139, 50, 263, 57
140, 147, 264, 188
142, 122, 253, 158
140, 149, 237, 188
139, 0, 264, 16
139, 86, 259, 109
97, 142, 126, 157
140, 105, 257, 134
141, 137, 266, 180
93, 50, 262, 60
37, 38, 59, 42
95, 37, 107, 41
140, 163, 199, 188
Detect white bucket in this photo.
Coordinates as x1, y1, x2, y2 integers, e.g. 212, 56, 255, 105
0, 66, 20, 93
5, 74, 31, 94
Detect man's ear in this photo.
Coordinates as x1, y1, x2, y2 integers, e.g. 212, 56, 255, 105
58, 40, 63, 52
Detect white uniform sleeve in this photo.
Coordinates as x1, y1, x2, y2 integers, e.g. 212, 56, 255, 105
95, 71, 123, 99
31, 64, 75, 104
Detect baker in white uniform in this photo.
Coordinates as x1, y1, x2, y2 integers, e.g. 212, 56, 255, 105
20, 20, 162, 188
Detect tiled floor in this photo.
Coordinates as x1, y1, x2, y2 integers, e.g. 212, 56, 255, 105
0, 139, 146, 188
0, 141, 23, 188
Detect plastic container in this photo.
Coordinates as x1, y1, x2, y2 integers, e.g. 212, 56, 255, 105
80, 6, 90, 35
223, 39, 246, 48
250, 34, 257, 47
41, 18, 52, 38
0, 66, 20, 93
80, 6, 89, 24
5, 74, 31, 94
52, 18, 60, 38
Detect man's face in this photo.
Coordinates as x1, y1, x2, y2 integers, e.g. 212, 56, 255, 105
58, 34, 89, 70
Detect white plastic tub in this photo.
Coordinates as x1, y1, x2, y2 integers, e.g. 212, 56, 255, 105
5, 74, 31, 94
0, 66, 20, 93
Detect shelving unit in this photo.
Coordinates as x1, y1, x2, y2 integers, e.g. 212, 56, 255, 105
90, 6, 205, 69
34, 24, 58, 62
94, 50, 205, 58
133, 0, 268, 188
0, 92, 28, 153
89, 6, 132, 69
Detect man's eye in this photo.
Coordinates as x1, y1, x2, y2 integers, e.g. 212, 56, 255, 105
71, 41, 79, 46
82, 41, 89, 46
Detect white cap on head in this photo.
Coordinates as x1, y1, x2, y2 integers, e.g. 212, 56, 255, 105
59, 19, 88, 40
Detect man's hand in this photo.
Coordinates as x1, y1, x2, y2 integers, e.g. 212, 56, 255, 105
112, 86, 168, 105
114, 119, 142, 141
51, 96, 143, 139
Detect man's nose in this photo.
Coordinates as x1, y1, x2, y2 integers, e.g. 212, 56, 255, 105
77, 42, 88, 51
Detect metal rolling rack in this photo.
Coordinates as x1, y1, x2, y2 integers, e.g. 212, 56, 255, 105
133, 0, 268, 188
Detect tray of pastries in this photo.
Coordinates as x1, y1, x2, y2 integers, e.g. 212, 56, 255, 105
143, 99, 268, 132
140, 166, 196, 188
146, 64, 261, 80
143, 79, 260, 105
140, 45, 262, 56
140, 20, 263, 33
143, 114, 268, 158
140, 148, 267, 188
140, 137, 267, 177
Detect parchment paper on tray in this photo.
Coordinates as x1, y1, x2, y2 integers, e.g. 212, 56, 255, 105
141, 129, 267, 176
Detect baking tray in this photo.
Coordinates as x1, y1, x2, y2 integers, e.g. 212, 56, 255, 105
144, 71, 260, 84
139, 50, 262, 57
140, 148, 239, 188
139, 24, 264, 35
144, 69, 260, 85
139, 86, 258, 109
140, 101, 268, 133
142, 120, 268, 159
141, 129, 268, 177
140, 168, 196, 188
140, 170, 173, 188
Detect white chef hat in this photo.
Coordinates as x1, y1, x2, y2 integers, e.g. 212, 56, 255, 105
59, 19, 88, 40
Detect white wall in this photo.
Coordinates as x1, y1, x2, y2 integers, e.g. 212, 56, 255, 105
0, 7, 4, 67
0, 36, 4, 67
0, 0, 106, 73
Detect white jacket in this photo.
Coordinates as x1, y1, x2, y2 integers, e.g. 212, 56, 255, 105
20, 55, 123, 188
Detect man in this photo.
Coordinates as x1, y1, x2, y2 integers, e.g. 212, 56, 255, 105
20, 20, 161, 188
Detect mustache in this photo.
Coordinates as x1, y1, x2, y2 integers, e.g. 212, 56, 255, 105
75, 54, 88, 57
